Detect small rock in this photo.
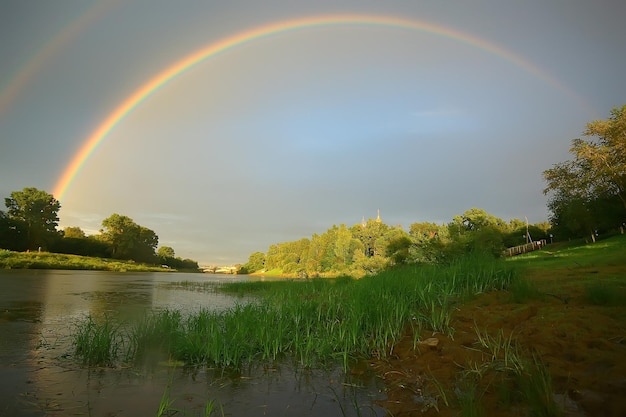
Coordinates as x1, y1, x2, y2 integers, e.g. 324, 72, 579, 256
418, 337, 439, 347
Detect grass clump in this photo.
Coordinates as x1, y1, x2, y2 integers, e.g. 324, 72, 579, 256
73, 315, 122, 366
455, 326, 562, 417
518, 353, 562, 417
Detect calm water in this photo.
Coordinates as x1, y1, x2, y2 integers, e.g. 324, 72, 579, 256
0, 270, 385, 416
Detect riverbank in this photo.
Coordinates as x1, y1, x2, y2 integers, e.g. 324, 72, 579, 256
373, 234, 626, 417
0, 249, 183, 272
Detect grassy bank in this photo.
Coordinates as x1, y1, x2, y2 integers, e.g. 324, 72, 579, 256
376, 233, 626, 417
73, 255, 516, 370
0, 249, 173, 272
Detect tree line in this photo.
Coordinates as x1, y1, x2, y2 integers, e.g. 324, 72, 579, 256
241, 105, 626, 276
0, 188, 198, 270
239, 210, 552, 277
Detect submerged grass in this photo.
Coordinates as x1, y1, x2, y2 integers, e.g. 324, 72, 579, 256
73, 255, 517, 370
73, 315, 122, 366
456, 325, 562, 417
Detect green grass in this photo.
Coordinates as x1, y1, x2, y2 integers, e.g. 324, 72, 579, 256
459, 326, 561, 417
0, 250, 172, 272
518, 353, 562, 417
584, 280, 626, 306
507, 233, 626, 270
507, 276, 544, 303
73, 315, 122, 366
72, 255, 516, 370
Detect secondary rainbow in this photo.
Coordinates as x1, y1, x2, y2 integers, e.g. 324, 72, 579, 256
52, 14, 584, 201
0, 1, 121, 115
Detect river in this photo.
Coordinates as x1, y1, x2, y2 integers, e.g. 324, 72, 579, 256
0, 270, 385, 416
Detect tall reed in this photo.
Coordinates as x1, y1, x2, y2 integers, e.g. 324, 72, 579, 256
73, 255, 517, 370
73, 315, 122, 366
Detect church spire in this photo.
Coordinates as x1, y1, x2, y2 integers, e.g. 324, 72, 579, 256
376, 209, 382, 223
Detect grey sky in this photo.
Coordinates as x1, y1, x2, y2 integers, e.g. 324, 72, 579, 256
1, 1, 625, 265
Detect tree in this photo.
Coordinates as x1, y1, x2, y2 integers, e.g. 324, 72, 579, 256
0, 210, 28, 250
407, 222, 446, 263
447, 208, 508, 257
544, 106, 626, 231
135, 226, 159, 263
4, 187, 60, 250
240, 251, 265, 274
451, 208, 507, 232
63, 226, 86, 239
99, 214, 158, 262
158, 246, 176, 258
334, 224, 354, 267
386, 234, 412, 265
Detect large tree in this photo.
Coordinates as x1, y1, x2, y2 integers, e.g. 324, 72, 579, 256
100, 214, 158, 262
157, 246, 176, 258
543, 105, 626, 236
4, 187, 61, 250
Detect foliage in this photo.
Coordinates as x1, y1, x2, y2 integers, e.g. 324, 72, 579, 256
63, 226, 86, 238
99, 214, 159, 263
158, 246, 175, 258
245, 209, 555, 277
0, 209, 28, 251
156, 246, 199, 270
49, 235, 112, 258
239, 251, 265, 274
4, 187, 61, 250
160, 255, 199, 271
544, 105, 626, 240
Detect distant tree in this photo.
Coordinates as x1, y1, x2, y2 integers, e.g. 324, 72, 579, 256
158, 246, 176, 258
305, 233, 324, 274
63, 226, 86, 239
240, 251, 265, 274
4, 187, 60, 250
0, 210, 28, 250
50, 235, 112, 258
407, 222, 446, 263
386, 234, 412, 265
451, 208, 507, 232
135, 226, 159, 263
446, 208, 509, 258
99, 214, 158, 262
351, 218, 389, 257
334, 224, 354, 267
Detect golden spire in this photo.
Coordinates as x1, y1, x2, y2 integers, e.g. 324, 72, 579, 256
376, 209, 382, 223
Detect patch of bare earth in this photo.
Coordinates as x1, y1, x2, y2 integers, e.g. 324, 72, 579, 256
369, 266, 626, 417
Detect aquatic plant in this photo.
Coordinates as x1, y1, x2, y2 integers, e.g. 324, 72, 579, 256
73, 255, 517, 370
73, 315, 122, 366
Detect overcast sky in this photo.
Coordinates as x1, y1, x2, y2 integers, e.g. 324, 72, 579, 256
1, 1, 625, 265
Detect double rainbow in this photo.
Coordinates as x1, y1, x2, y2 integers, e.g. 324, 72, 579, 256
52, 14, 583, 201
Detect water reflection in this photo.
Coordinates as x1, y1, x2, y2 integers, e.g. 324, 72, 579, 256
0, 270, 385, 416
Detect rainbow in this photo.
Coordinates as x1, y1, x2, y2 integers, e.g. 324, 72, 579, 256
52, 14, 585, 201
0, 1, 120, 115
